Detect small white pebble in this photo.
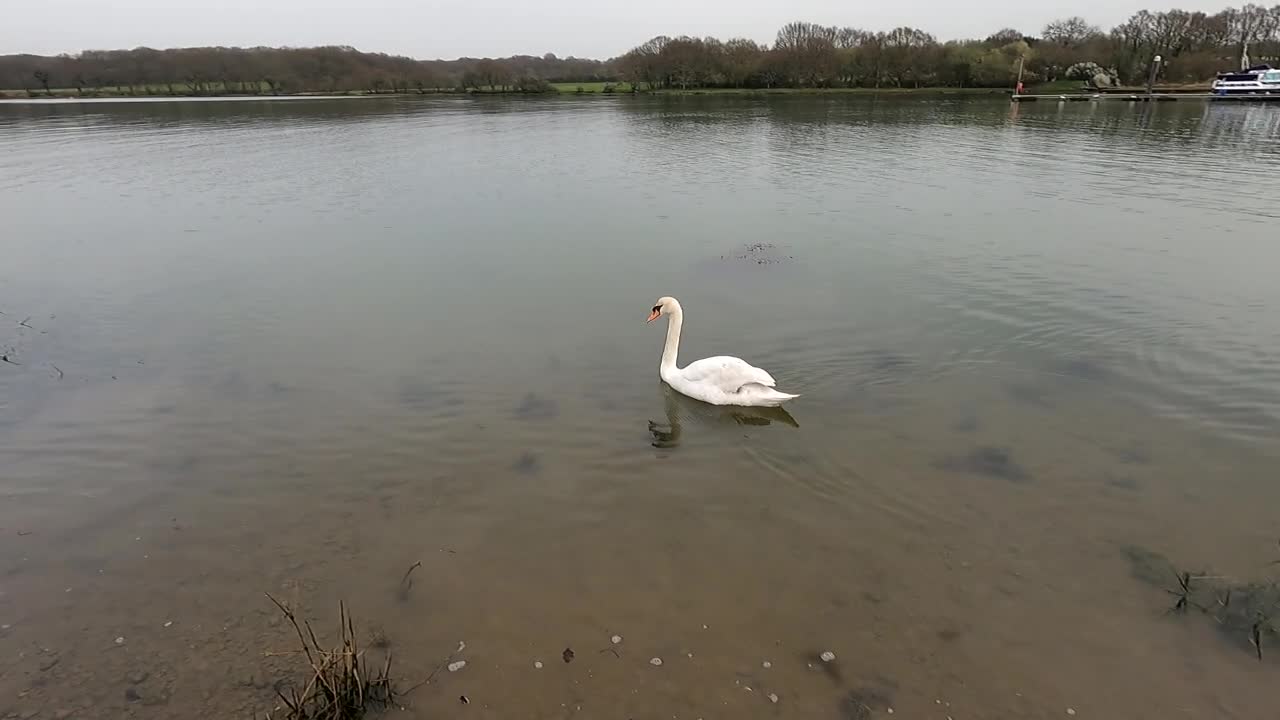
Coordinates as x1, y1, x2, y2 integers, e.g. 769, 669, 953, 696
115, 636, 125, 645
762, 661, 772, 668
820, 651, 836, 662
534, 661, 543, 669
163, 621, 172, 628
611, 635, 622, 644
447, 660, 466, 672
1067, 709, 1076, 717
649, 657, 663, 666
768, 693, 779, 704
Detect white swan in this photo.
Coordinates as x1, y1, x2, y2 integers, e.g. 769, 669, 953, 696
647, 296, 799, 407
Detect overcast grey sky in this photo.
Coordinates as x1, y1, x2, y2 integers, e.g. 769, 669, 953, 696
3, 0, 1239, 59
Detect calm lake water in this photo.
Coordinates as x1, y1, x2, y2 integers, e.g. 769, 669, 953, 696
2, 95, 1279, 719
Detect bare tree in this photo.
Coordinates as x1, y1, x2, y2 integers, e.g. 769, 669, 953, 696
1042, 17, 1102, 45
32, 69, 51, 94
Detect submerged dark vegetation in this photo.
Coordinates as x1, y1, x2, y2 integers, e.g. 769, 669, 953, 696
1124, 544, 1280, 662
3, 4, 1278, 98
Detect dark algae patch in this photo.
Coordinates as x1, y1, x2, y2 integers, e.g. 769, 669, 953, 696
936, 446, 1031, 483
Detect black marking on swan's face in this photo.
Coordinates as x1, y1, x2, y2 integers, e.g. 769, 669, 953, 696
652, 305, 662, 314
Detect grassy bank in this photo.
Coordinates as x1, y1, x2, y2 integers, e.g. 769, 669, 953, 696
550, 82, 634, 93
655, 86, 1010, 96
550, 83, 1016, 96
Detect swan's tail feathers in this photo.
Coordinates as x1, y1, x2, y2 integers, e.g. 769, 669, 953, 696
757, 388, 800, 407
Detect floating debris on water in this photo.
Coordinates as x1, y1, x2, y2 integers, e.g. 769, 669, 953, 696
768, 693, 779, 704
611, 635, 622, 644
1067, 709, 1076, 716
888, 709, 894, 715
534, 661, 543, 669
115, 636, 126, 645
762, 660, 772, 669
447, 660, 467, 672
456, 641, 466, 653
459, 695, 469, 704
820, 650, 836, 662
163, 621, 172, 628
724, 242, 793, 266
562, 647, 575, 663
649, 657, 663, 666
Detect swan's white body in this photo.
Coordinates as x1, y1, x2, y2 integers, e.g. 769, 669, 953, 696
648, 296, 799, 407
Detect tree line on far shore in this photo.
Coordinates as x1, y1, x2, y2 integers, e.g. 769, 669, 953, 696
2, 5, 1279, 96
0, 48, 609, 96
617, 5, 1280, 90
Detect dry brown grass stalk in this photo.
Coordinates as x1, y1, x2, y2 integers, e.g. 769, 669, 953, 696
262, 594, 395, 719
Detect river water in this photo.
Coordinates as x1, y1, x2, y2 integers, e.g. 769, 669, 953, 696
2, 95, 1279, 719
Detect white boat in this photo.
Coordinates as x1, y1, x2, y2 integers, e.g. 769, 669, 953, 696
1212, 65, 1280, 95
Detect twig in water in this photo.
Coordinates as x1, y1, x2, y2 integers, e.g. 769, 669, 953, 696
2, 354, 20, 366
18, 317, 32, 329
50, 364, 64, 379
402, 641, 464, 698
1251, 615, 1265, 661
397, 561, 422, 602
1165, 570, 1206, 614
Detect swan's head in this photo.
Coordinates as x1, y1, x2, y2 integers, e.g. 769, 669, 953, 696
647, 296, 678, 323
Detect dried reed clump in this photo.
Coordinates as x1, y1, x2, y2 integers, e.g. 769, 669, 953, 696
262, 594, 395, 720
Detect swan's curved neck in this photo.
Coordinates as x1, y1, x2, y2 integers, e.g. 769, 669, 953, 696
661, 302, 683, 373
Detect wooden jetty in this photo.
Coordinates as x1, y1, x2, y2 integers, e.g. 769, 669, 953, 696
1012, 93, 1280, 103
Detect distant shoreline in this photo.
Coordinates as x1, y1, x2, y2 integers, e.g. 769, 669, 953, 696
0, 86, 1016, 101
0, 84, 1212, 102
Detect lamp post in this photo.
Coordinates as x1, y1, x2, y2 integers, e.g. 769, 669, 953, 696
1147, 55, 1163, 98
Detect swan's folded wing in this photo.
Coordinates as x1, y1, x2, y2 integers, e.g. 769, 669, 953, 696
681, 356, 777, 394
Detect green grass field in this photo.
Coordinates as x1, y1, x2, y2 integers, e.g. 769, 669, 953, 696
0, 81, 290, 98
551, 83, 1011, 96
551, 82, 635, 94
661, 86, 1008, 95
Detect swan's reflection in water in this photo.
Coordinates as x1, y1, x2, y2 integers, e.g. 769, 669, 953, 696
648, 382, 798, 448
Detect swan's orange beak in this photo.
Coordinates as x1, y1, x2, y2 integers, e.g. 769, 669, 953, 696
646, 309, 660, 323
